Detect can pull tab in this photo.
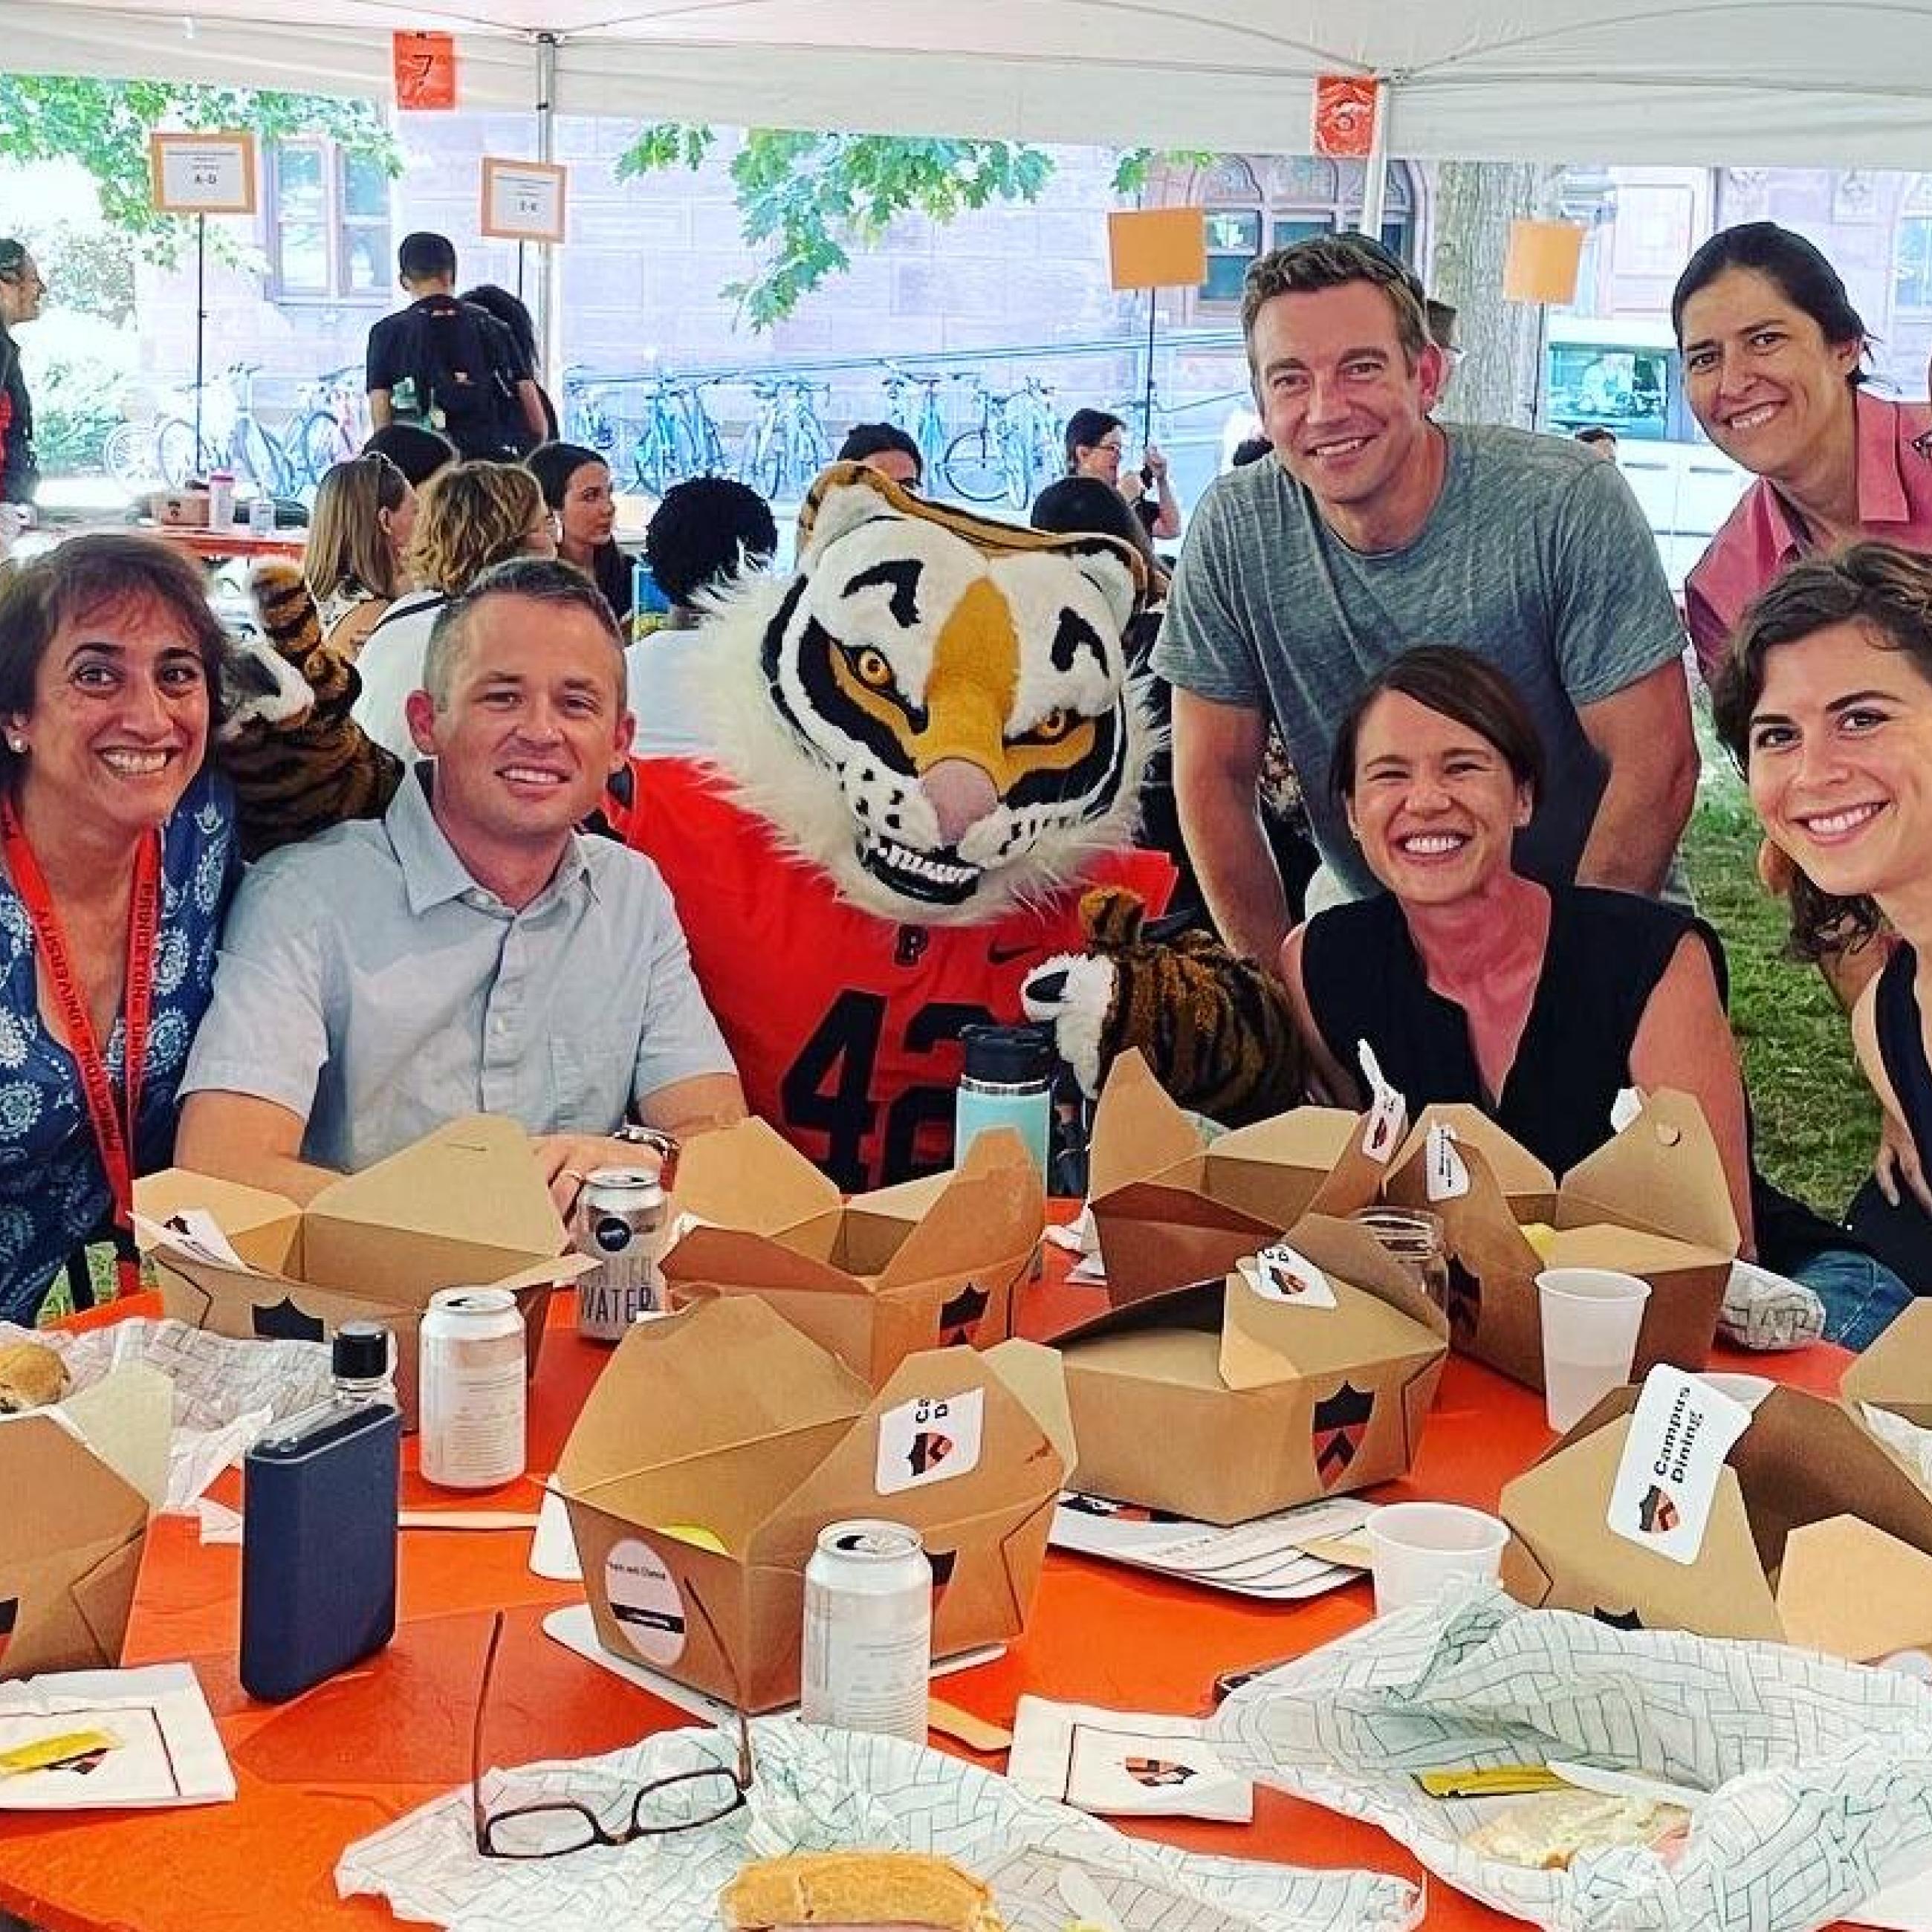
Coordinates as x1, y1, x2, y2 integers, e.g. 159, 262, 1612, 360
617, 1124, 681, 1187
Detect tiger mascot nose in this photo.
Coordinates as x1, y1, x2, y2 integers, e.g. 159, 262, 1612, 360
921, 756, 999, 848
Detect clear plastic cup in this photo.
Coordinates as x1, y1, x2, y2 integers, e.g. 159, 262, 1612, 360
1366, 1502, 1510, 1615
1537, 1267, 1652, 1432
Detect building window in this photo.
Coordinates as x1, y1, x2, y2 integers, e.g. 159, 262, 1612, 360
1176, 155, 1416, 315
1897, 178, 1932, 313
266, 142, 392, 302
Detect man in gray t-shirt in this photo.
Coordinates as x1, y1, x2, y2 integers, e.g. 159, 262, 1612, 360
1153, 234, 1696, 968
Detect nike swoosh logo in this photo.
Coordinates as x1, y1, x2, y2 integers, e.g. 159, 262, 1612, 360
987, 942, 1038, 966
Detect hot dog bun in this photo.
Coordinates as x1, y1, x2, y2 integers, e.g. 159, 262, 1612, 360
719, 1851, 1005, 1931
1462, 1789, 1690, 1870
0, 1341, 68, 1413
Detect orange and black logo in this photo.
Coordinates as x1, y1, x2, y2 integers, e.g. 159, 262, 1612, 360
1445, 1258, 1480, 1345
0, 1597, 14, 1668
1060, 1494, 1183, 1524
907, 1430, 954, 1477
1594, 1607, 1644, 1630
1125, 1757, 1196, 1787
939, 1281, 990, 1346
1312, 1382, 1375, 1488
1636, 1485, 1679, 1535
929, 1546, 957, 1617
252, 1297, 325, 1343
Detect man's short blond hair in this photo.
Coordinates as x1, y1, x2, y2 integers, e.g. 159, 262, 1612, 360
1240, 233, 1432, 369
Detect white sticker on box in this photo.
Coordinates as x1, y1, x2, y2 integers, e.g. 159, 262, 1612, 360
1250, 1244, 1340, 1310
1610, 1086, 1644, 1135
1606, 1365, 1754, 1567
1424, 1124, 1470, 1202
875, 1388, 984, 1496
1357, 1040, 1407, 1164
603, 1537, 687, 1664
134, 1208, 253, 1273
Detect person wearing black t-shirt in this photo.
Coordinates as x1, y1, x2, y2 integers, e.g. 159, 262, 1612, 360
0, 238, 44, 510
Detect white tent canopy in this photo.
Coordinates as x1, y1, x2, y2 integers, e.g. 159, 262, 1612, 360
5, 0, 1932, 169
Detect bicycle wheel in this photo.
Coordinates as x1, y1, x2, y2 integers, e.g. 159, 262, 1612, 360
240, 420, 291, 499
791, 413, 830, 493
155, 418, 204, 490
103, 423, 158, 493
941, 428, 1008, 504
290, 411, 344, 490
632, 421, 670, 496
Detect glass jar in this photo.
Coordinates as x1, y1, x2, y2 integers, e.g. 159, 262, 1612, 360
1349, 1206, 1448, 1311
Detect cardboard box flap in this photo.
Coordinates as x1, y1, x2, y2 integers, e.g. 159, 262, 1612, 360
669, 1115, 838, 1234
979, 1339, 1076, 1470
664, 1226, 872, 1300
1286, 1213, 1450, 1335
1395, 1106, 1555, 1205
134, 1169, 302, 1271
1556, 1089, 1740, 1255
1777, 1517, 1932, 1660
1088, 1049, 1209, 1199
308, 1112, 568, 1256
1057, 1277, 1228, 1350
1842, 1300, 1932, 1422
60, 1364, 172, 1511
0, 1413, 150, 1550
158, 1258, 418, 1338
556, 1299, 869, 1495
1090, 1175, 1267, 1236
1205, 1109, 1363, 1222
1541, 1223, 1730, 1274
65, 1537, 143, 1671
872, 1129, 1044, 1288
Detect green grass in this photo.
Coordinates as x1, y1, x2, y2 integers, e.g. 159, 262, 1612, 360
1685, 768, 1879, 1215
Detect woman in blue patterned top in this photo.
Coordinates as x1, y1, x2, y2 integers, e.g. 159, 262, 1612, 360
0, 534, 236, 1322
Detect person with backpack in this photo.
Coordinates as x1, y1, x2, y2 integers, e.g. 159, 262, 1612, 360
365, 233, 546, 461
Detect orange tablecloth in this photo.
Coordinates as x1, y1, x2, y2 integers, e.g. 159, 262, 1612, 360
0, 1271, 1855, 1932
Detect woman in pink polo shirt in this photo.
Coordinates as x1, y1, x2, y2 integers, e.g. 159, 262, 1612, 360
1676, 223, 1932, 690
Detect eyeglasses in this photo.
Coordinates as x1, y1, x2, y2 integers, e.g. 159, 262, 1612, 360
469, 1607, 753, 1859
1095, 439, 1126, 456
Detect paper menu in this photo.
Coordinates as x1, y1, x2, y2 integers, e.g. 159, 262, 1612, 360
1051, 1492, 1374, 1600
1008, 1698, 1253, 1822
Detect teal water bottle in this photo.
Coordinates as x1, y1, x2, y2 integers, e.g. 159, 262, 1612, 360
955, 1023, 1054, 1181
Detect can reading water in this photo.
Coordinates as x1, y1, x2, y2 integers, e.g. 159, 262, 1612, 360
574, 1167, 667, 1341
800, 1519, 931, 1743
418, 1288, 526, 1489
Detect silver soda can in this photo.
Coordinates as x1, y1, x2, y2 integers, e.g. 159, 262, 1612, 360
418, 1287, 527, 1489
800, 1519, 931, 1742
574, 1167, 667, 1342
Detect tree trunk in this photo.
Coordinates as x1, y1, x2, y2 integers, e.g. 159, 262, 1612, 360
1427, 161, 1563, 429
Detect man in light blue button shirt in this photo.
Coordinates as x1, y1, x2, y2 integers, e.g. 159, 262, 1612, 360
178, 558, 745, 1210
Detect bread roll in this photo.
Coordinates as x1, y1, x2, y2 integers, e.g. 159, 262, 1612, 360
719, 1851, 1005, 1931
0, 1341, 68, 1413
1462, 1789, 1690, 1869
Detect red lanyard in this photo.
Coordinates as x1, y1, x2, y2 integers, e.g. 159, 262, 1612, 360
1, 795, 161, 1236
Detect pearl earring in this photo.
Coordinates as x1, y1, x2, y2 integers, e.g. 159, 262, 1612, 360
5, 737, 22, 754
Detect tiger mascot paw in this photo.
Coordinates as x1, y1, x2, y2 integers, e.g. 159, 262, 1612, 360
1022, 885, 1308, 1127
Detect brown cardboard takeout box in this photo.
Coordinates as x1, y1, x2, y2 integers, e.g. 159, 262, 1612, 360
554, 1296, 1072, 1711
137, 1114, 586, 1428
1056, 1213, 1450, 1525
1085, 1050, 1390, 1309
1383, 1091, 1739, 1390
661, 1120, 1045, 1386
1842, 1300, 1932, 1429
1500, 1380, 1932, 1659
0, 1365, 171, 1679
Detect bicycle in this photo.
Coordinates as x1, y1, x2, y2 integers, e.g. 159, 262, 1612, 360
284, 364, 368, 490
563, 369, 619, 458
878, 365, 955, 479
736, 377, 832, 502
630, 375, 733, 495
941, 374, 1058, 508
153, 363, 291, 498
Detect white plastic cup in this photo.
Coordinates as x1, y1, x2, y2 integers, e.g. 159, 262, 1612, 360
1537, 1268, 1652, 1432
1366, 1503, 1510, 1615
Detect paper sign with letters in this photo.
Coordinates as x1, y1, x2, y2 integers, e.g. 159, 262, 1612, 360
875, 1388, 984, 1496
481, 158, 568, 244
1248, 1245, 1340, 1311
1425, 1124, 1471, 1202
148, 133, 258, 216
1607, 1365, 1754, 1566
393, 30, 457, 111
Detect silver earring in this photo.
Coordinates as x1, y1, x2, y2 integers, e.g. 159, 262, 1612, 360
6, 737, 23, 754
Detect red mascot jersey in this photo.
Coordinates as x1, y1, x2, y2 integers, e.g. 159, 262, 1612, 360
615, 756, 1173, 1190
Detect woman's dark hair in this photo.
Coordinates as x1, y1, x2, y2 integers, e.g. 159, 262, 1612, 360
1712, 541, 1932, 959
459, 282, 538, 363
525, 441, 608, 511
363, 421, 457, 489
0, 534, 230, 786
837, 421, 922, 480
1327, 646, 1546, 808
1063, 408, 1125, 470
1671, 221, 1869, 387
1029, 475, 1161, 585
1228, 434, 1273, 468
644, 476, 779, 606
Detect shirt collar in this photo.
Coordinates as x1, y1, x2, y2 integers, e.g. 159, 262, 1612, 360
1763, 389, 1913, 557
388, 763, 596, 916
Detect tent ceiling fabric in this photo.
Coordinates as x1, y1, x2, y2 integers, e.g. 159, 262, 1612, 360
6, 0, 1932, 166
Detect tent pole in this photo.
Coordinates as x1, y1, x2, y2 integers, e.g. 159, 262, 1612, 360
193, 213, 207, 463
1142, 288, 1158, 446
536, 31, 561, 391
1359, 78, 1391, 241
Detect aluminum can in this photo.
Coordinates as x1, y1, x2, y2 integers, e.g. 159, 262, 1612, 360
418, 1287, 526, 1489
247, 491, 276, 537
574, 1167, 667, 1341
800, 1519, 932, 1742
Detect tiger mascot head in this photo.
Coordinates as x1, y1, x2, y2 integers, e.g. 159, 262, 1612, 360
695, 461, 1155, 925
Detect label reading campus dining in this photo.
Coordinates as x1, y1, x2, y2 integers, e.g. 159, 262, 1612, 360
1607, 1366, 1754, 1566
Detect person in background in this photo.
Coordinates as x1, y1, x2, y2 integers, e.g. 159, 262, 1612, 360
1677, 223, 1932, 693
1286, 645, 1910, 1347
362, 421, 457, 490
1156, 233, 1695, 968
351, 460, 557, 759
1063, 406, 1181, 541
0, 535, 236, 1322
461, 282, 560, 444
528, 441, 632, 629
627, 476, 778, 759
302, 453, 417, 658
837, 421, 922, 488
178, 558, 743, 1217
1575, 425, 1620, 462
1716, 542, 1932, 1293
0, 237, 45, 513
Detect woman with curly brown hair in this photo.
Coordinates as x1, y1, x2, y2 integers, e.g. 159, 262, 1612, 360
350, 458, 555, 759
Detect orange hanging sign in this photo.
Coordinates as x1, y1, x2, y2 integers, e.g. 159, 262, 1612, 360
1312, 75, 1378, 159
394, 30, 458, 111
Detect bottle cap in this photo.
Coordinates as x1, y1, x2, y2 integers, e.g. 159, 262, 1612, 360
960, 1022, 1054, 1085
332, 1322, 390, 1381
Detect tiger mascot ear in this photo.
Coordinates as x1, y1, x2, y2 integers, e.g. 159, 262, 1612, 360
220, 563, 404, 860
1022, 885, 1309, 1126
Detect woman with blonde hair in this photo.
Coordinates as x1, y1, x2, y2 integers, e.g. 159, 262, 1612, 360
303, 451, 417, 658
350, 458, 556, 758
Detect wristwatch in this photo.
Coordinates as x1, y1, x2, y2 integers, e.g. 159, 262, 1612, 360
613, 1121, 680, 1184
